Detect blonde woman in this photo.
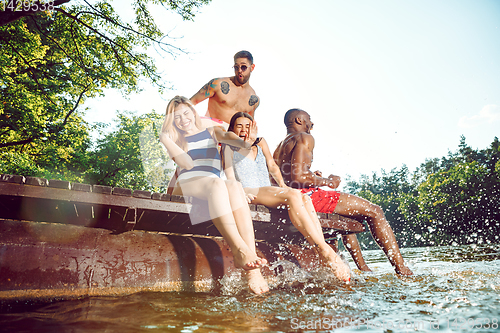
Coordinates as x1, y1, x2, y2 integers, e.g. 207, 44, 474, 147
159, 96, 268, 294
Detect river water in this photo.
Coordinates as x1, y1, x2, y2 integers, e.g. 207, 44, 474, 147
1, 244, 499, 332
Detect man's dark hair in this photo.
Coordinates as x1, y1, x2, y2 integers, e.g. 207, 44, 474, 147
234, 50, 253, 64
284, 108, 305, 126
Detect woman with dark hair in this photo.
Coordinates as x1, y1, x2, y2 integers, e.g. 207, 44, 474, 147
223, 112, 351, 283
159, 96, 269, 294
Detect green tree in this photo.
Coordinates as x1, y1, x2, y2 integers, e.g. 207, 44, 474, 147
346, 137, 500, 248
412, 138, 500, 245
345, 166, 418, 248
0, 0, 210, 179
87, 111, 172, 191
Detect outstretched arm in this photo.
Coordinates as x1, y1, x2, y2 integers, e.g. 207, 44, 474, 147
212, 126, 252, 149
222, 144, 237, 181
259, 138, 287, 187
190, 78, 219, 105
290, 134, 341, 189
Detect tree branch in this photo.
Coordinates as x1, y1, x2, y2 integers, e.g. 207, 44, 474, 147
0, 136, 35, 148
54, 8, 163, 86
62, 83, 91, 126
82, 0, 185, 54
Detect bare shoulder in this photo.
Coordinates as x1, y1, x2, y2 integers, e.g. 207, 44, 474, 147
205, 77, 229, 89
286, 132, 314, 146
192, 78, 225, 102
205, 77, 232, 96
296, 132, 314, 144
258, 137, 269, 146
257, 137, 271, 152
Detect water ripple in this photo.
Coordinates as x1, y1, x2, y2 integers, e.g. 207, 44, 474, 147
1, 244, 499, 332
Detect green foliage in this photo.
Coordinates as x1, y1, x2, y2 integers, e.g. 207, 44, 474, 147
87, 111, 172, 191
0, 108, 93, 182
347, 136, 500, 248
0, 0, 209, 184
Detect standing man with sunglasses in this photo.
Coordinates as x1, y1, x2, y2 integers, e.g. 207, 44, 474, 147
190, 50, 259, 127
167, 51, 259, 194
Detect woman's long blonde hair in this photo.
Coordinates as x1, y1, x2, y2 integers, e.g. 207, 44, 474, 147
161, 96, 202, 151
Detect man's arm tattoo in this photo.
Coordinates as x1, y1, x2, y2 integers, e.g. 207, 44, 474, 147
221, 81, 230, 94
203, 79, 217, 97
249, 95, 259, 106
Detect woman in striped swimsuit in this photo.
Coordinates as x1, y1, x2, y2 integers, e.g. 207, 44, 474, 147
159, 96, 268, 295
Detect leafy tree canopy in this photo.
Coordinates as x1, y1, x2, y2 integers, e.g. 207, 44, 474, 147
87, 111, 172, 191
346, 136, 500, 248
0, 0, 210, 176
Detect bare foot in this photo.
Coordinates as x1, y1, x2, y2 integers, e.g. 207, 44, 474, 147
243, 269, 269, 295
314, 244, 351, 283
243, 258, 268, 270
233, 249, 268, 271
358, 264, 372, 272
395, 265, 413, 276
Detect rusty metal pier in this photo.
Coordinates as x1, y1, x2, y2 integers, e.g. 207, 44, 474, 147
0, 174, 365, 300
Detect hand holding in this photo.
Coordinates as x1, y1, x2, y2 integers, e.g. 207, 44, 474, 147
327, 175, 341, 189
246, 193, 257, 203
278, 182, 291, 189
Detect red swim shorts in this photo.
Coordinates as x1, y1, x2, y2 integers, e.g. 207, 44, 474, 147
300, 187, 341, 214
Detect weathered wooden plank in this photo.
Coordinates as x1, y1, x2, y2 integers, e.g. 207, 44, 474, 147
72, 182, 92, 192
25, 176, 48, 187
48, 179, 71, 190
0, 174, 25, 184
133, 190, 152, 199
0, 182, 190, 213
0, 175, 366, 239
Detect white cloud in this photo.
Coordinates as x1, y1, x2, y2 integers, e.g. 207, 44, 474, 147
458, 104, 500, 128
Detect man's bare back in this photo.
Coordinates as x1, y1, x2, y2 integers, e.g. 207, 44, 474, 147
273, 109, 340, 189
273, 132, 318, 189
190, 51, 259, 124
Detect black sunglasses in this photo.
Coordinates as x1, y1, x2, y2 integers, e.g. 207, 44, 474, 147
233, 65, 249, 72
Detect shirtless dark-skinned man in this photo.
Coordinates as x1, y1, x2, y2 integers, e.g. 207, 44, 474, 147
273, 108, 413, 276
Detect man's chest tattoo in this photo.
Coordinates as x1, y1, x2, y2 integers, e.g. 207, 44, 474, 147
249, 95, 259, 106
221, 81, 230, 95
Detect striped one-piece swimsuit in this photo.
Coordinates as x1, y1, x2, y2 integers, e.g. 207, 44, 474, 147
177, 129, 222, 181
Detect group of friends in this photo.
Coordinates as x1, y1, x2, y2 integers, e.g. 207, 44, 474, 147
159, 51, 413, 295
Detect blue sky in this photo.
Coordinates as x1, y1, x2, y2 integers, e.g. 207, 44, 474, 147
85, 0, 500, 187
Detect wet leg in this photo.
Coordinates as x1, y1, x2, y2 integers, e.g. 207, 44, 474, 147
224, 179, 268, 294
225, 180, 266, 265
334, 193, 413, 276
179, 177, 269, 294
341, 234, 372, 272
247, 186, 351, 283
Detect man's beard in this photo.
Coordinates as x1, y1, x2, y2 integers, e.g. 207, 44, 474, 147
236, 74, 249, 85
